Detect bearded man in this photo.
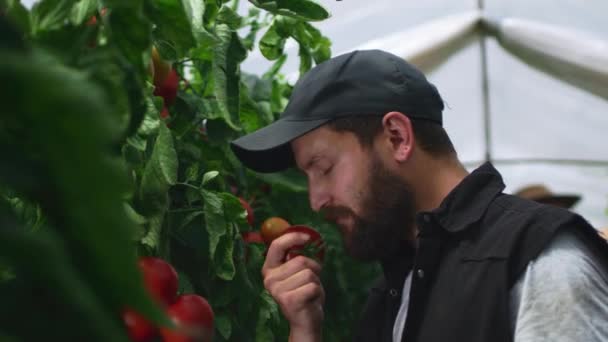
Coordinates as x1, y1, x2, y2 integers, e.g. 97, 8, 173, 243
230, 50, 608, 342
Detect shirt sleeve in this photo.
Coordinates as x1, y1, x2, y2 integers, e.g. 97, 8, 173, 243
510, 228, 608, 342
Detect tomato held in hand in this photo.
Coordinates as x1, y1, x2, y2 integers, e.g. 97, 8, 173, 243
138, 257, 179, 306
284, 225, 325, 263
122, 308, 158, 342
260, 217, 290, 245
160, 294, 215, 342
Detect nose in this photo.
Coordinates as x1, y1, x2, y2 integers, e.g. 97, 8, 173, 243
309, 182, 330, 213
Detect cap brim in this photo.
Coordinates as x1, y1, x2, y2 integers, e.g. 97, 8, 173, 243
230, 117, 330, 173
536, 195, 581, 209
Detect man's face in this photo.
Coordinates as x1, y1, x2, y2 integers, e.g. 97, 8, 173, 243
292, 126, 416, 261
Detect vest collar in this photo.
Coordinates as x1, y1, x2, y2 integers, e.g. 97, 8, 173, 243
424, 162, 505, 234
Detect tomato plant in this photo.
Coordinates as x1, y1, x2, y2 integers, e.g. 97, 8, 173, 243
0, 1, 381, 341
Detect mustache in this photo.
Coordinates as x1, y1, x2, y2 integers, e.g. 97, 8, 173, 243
320, 206, 355, 222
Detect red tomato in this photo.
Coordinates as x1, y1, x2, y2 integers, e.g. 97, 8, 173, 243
122, 308, 158, 342
154, 69, 179, 105
238, 197, 254, 226
284, 225, 325, 262
86, 7, 107, 26
260, 217, 290, 245
138, 257, 179, 306
160, 295, 214, 342
160, 106, 169, 119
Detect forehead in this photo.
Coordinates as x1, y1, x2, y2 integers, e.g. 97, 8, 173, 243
291, 125, 362, 169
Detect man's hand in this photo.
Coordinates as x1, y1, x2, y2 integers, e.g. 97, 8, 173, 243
262, 232, 325, 342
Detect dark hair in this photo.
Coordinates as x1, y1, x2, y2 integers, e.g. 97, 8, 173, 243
327, 114, 456, 157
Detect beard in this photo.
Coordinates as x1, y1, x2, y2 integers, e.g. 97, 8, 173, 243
322, 155, 416, 262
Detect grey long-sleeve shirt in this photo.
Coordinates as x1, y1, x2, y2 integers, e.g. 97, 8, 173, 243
393, 229, 608, 341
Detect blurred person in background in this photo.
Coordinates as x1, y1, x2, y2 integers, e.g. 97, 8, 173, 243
514, 184, 580, 209
516, 184, 608, 242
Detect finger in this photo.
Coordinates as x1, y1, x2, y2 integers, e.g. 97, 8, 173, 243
274, 268, 321, 294
277, 255, 322, 277
278, 282, 324, 311
263, 232, 311, 270
264, 256, 322, 287
263, 256, 322, 293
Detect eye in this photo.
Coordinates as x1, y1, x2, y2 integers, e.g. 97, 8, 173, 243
323, 165, 333, 176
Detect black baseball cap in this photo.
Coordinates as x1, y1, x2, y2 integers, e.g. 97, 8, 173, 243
230, 49, 444, 173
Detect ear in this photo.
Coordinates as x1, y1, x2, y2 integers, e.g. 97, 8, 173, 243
381, 112, 414, 162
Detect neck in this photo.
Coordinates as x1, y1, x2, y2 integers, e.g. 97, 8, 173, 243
413, 156, 469, 213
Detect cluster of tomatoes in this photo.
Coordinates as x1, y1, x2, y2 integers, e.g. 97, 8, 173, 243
122, 258, 214, 342
239, 199, 325, 263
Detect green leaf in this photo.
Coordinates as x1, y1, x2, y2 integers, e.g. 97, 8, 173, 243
241, 7, 265, 51
220, 192, 249, 227
148, 0, 196, 58
181, 0, 212, 44
216, 5, 242, 30
298, 43, 312, 76
178, 210, 204, 230
185, 163, 200, 183
239, 83, 265, 133
0, 218, 131, 341
107, 7, 152, 68
0, 48, 169, 328
141, 213, 164, 249
201, 189, 228, 262
212, 24, 247, 131
201, 191, 240, 280
214, 231, 235, 280
30, 0, 73, 35
140, 123, 178, 213
5, 196, 45, 232
124, 202, 147, 225
154, 124, 179, 185
202, 170, 220, 186
216, 311, 233, 340
258, 19, 287, 61
249, 0, 330, 22
255, 290, 279, 342
69, 0, 98, 26
291, 20, 331, 64
203, 0, 220, 24
263, 53, 287, 79
242, 72, 272, 101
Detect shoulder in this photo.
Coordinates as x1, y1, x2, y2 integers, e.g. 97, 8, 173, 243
511, 228, 608, 341
524, 228, 608, 290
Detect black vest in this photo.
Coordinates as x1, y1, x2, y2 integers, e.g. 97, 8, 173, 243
353, 163, 608, 342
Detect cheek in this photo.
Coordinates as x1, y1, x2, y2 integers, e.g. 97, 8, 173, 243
332, 165, 365, 212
